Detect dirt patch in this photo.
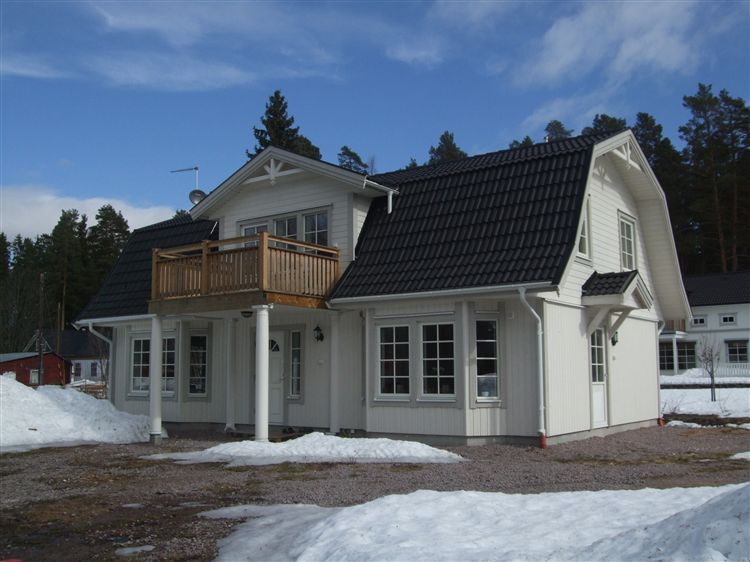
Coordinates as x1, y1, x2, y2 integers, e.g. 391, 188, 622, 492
665, 413, 750, 426
1, 425, 748, 561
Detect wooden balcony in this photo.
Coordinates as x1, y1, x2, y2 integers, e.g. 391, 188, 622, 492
149, 231, 341, 314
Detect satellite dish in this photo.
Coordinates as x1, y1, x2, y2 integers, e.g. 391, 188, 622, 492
189, 189, 207, 205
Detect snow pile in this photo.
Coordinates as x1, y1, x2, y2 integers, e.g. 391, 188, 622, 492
730, 451, 750, 460
0, 376, 149, 453
150, 432, 463, 466
203, 484, 749, 562
662, 367, 750, 383
661, 387, 750, 417
667, 420, 750, 430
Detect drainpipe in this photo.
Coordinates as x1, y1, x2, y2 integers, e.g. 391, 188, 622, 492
518, 288, 547, 448
86, 321, 113, 402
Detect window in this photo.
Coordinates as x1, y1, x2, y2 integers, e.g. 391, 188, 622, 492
422, 323, 455, 396
189, 335, 208, 395
90, 363, 98, 378
304, 211, 328, 246
619, 215, 636, 270
659, 343, 673, 370
720, 314, 736, 326
476, 320, 499, 399
590, 329, 605, 383
677, 342, 696, 370
243, 223, 268, 247
72, 362, 82, 378
379, 326, 410, 395
131, 337, 176, 393
274, 216, 298, 250
727, 340, 748, 363
692, 316, 706, 327
29, 369, 39, 385
577, 203, 590, 257
289, 331, 302, 397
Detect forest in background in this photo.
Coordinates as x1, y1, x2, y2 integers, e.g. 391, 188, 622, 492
1, 83, 747, 352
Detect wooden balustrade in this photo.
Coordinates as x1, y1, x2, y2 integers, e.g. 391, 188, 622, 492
151, 232, 340, 307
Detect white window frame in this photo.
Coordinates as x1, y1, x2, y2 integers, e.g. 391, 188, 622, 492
577, 200, 591, 259
618, 213, 636, 271
677, 341, 696, 370
29, 369, 39, 385
475, 319, 500, 401
239, 207, 330, 250
130, 335, 177, 395
590, 329, 606, 383
726, 340, 748, 363
188, 333, 209, 396
719, 313, 737, 326
90, 362, 98, 379
378, 325, 410, 398
691, 315, 707, 327
420, 322, 455, 398
303, 210, 329, 247
288, 330, 303, 398
242, 223, 268, 247
658, 342, 674, 371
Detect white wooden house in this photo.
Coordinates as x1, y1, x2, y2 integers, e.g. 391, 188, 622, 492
77, 130, 690, 446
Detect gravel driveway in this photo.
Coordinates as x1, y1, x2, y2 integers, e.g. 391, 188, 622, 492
1, 425, 748, 561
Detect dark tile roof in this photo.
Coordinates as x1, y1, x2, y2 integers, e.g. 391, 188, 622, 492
77, 216, 217, 321
683, 271, 750, 307
582, 271, 638, 296
332, 133, 617, 299
35, 329, 103, 358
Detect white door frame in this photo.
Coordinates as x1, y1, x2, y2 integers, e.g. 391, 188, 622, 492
268, 330, 285, 425
590, 327, 608, 429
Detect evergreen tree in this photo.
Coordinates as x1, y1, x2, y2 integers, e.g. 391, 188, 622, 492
248, 90, 322, 160
509, 136, 534, 148
428, 131, 468, 165
544, 120, 573, 140
337, 146, 369, 174
404, 158, 418, 169
581, 114, 627, 136
173, 209, 190, 219
0, 232, 8, 283
88, 205, 130, 291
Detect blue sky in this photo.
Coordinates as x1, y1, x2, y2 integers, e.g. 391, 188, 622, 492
1, 0, 748, 239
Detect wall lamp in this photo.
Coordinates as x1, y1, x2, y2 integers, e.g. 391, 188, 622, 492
313, 325, 325, 342
611, 331, 619, 346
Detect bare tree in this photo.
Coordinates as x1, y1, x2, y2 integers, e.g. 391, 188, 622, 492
697, 337, 720, 401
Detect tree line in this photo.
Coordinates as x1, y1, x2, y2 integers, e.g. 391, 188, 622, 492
0, 205, 130, 353
250, 85, 748, 275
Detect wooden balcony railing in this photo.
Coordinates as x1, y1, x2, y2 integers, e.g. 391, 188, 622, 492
151, 231, 340, 306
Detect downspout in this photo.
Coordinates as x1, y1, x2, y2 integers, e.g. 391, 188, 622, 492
86, 321, 114, 402
656, 321, 666, 427
518, 288, 547, 448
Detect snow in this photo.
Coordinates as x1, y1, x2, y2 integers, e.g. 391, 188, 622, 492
149, 432, 463, 466
69, 379, 104, 387
661, 387, 750, 417
730, 452, 750, 460
115, 545, 155, 557
667, 421, 750, 430
0, 376, 149, 453
203, 484, 749, 562
661, 367, 750, 385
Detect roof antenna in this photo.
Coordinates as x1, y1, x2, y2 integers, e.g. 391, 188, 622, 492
171, 166, 206, 205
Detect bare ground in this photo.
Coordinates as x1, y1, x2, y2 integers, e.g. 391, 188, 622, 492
1, 425, 749, 561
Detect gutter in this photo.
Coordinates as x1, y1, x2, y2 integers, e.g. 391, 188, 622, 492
75, 313, 155, 326
329, 281, 554, 306
518, 287, 547, 448
76, 321, 115, 402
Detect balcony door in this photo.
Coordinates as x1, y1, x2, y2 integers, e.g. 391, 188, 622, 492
268, 331, 285, 424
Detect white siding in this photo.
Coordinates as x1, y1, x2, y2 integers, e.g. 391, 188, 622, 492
543, 301, 591, 436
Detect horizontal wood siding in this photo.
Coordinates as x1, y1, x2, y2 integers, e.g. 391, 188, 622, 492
544, 301, 591, 436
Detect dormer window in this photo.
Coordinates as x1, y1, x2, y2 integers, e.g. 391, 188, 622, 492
619, 214, 636, 270
577, 202, 590, 258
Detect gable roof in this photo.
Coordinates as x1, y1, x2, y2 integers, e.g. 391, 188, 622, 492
683, 271, 750, 307
331, 133, 617, 300
0, 351, 64, 364
77, 215, 217, 322
25, 329, 102, 358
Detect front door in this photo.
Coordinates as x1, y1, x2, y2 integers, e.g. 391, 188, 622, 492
268, 331, 284, 424
590, 328, 608, 428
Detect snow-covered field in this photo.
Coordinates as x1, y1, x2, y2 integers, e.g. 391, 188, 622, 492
149, 432, 463, 466
661, 386, 750, 417
203, 484, 749, 562
661, 367, 750, 386
0, 375, 149, 453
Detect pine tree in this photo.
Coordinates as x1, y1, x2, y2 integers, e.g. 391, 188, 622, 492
509, 136, 534, 148
337, 146, 369, 174
404, 158, 418, 169
0, 232, 8, 283
248, 90, 322, 160
428, 131, 468, 165
544, 120, 574, 140
88, 205, 130, 291
581, 114, 627, 136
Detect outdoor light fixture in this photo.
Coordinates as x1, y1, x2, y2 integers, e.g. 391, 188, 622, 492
240, 310, 253, 318
611, 331, 619, 346
313, 325, 324, 342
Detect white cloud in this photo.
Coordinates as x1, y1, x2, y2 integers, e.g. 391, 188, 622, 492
520, 88, 614, 133
515, 1, 700, 88
0, 185, 174, 239
385, 36, 444, 66
85, 52, 255, 91
0, 54, 71, 79
429, 0, 517, 30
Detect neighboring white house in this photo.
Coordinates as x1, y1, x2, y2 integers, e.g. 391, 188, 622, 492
76, 130, 690, 446
659, 272, 750, 377
24, 329, 107, 382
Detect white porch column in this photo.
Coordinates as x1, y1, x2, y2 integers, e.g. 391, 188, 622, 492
224, 318, 236, 432
671, 334, 679, 375
149, 315, 163, 444
329, 312, 341, 435
253, 304, 272, 442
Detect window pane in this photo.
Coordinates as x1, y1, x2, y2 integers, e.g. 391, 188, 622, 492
380, 327, 393, 343
423, 377, 438, 394
440, 379, 455, 394
477, 359, 496, 376
423, 324, 437, 341
395, 378, 410, 394
438, 324, 453, 340
477, 341, 496, 358
477, 376, 497, 397
424, 342, 437, 358
382, 345, 394, 360
395, 361, 409, 377
424, 360, 438, 376
438, 342, 453, 358
381, 378, 394, 394
476, 321, 496, 341
395, 326, 409, 342
395, 343, 409, 360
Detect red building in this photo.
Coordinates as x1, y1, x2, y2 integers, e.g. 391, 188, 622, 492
0, 352, 71, 386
